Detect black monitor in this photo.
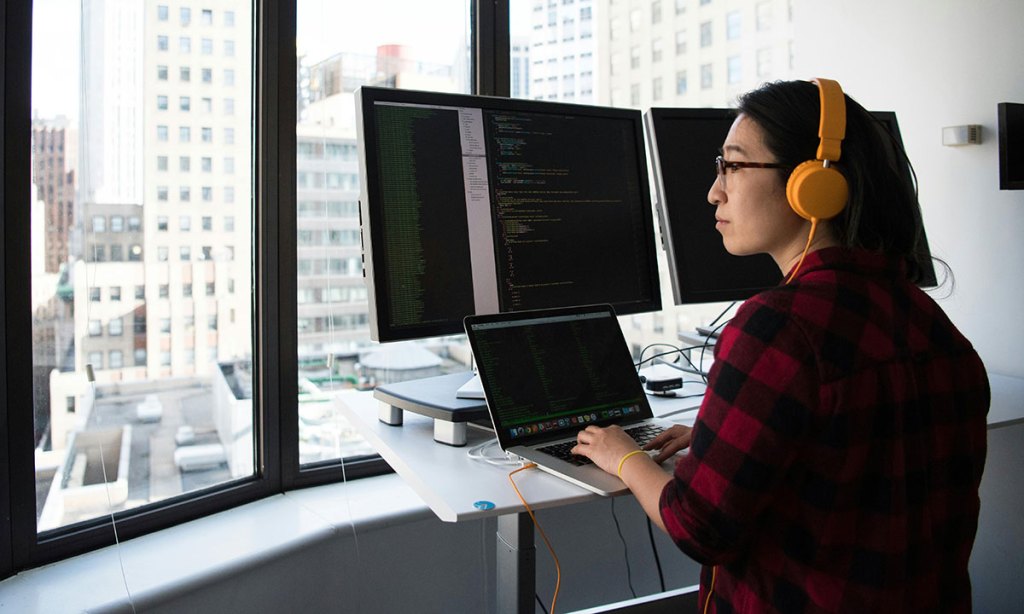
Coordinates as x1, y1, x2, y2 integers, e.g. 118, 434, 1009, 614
998, 102, 1024, 190
356, 87, 662, 342
645, 108, 936, 305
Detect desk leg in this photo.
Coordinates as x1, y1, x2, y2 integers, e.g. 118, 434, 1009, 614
496, 513, 535, 614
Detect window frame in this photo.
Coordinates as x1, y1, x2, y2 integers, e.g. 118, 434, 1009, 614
2, 0, 507, 579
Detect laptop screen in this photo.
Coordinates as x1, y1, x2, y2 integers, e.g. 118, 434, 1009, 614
465, 305, 653, 449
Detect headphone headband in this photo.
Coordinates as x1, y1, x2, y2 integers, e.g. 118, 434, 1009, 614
813, 78, 846, 162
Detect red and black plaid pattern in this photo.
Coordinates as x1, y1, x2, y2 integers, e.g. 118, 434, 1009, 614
660, 248, 989, 613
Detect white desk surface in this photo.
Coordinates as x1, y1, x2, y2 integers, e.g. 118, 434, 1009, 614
335, 390, 702, 523
336, 370, 1022, 525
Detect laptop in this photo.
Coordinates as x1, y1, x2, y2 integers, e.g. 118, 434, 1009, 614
464, 304, 678, 495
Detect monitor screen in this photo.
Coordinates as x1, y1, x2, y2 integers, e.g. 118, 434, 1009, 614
645, 108, 936, 305
998, 102, 1024, 190
356, 87, 662, 342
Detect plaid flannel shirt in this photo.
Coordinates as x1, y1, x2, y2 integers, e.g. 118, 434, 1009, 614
661, 247, 989, 613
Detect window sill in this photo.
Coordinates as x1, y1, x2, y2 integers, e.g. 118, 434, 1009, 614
0, 474, 432, 612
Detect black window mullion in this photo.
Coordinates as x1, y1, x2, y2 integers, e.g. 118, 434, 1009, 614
4, 0, 37, 579
260, 0, 293, 489
475, 0, 511, 97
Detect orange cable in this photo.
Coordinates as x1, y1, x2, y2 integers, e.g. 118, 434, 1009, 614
509, 463, 561, 614
785, 218, 818, 285
703, 565, 717, 614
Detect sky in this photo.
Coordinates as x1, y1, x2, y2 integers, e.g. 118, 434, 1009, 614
31, 0, 538, 123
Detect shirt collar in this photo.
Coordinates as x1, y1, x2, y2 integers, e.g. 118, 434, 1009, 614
784, 247, 906, 283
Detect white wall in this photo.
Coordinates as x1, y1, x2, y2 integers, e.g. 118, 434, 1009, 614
794, 0, 1024, 377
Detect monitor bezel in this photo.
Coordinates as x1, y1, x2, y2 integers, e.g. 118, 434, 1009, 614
356, 86, 663, 342
998, 102, 1024, 190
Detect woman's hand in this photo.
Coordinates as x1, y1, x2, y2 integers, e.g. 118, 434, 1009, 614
572, 425, 641, 476
643, 424, 693, 464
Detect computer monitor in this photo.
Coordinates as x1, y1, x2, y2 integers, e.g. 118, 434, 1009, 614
645, 108, 936, 305
356, 87, 662, 342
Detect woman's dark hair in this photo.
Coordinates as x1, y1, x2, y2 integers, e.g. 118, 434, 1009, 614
735, 80, 945, 286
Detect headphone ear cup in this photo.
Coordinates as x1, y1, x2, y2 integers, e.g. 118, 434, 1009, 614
786, 160, 849, 221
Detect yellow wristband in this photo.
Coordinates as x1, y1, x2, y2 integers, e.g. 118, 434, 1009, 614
616, 450, 647, 479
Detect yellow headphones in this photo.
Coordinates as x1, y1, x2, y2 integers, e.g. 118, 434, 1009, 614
786, 78, 849, 221
784, 78, 848, 283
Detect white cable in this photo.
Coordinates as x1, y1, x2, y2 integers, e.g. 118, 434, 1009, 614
466, 438, 522, 467
97, 439, 137, 614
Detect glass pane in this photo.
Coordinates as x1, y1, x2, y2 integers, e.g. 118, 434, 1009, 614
295, 0, 472, 467
509, 0, 799, 352
31, 0, 256, 533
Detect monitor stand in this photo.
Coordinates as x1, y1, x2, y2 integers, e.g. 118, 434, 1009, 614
373, 371, 490, 447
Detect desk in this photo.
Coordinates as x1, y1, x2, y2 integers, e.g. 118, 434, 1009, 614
335, 390, 702, 614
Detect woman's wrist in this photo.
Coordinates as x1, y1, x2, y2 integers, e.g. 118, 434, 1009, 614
616, 449, 647, 478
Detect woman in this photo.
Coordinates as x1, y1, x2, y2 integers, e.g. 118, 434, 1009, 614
572, 80, 989, 612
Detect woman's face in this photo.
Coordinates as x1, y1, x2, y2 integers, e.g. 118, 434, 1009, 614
707, 114, 808, 269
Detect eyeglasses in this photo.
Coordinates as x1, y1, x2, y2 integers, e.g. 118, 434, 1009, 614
714, 155, 790, 189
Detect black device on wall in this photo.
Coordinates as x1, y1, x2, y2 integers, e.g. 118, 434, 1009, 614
355, 86, 662, 343
644, 108, 937, 305
998, 102, 1024, 190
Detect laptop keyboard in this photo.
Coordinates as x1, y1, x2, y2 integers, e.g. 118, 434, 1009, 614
538, 424, 666, 467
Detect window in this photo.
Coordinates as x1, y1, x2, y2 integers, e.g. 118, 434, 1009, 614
180, 215, 191, 232
700, 21, 712, 47
110, 286, 122, 301
110, 245, 124, 261
180, 186, 191, 202
202, 38, 214, 55
91, 215, 106, 233
727, 10, 741, 40
111, 215, 124, 232
157, 95, 168, 110
11, 0, 470, 578
675, 30, 687, 55
652, 0, 662, 24
652, 38, 663, 63
701, 62, 714, 89
202, 127, 213, 142
89, 287, 101, 302
652, 77, 663, 101
757, 47, 773, 78
727, 55, 742, 84
756, 1, 773, 31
